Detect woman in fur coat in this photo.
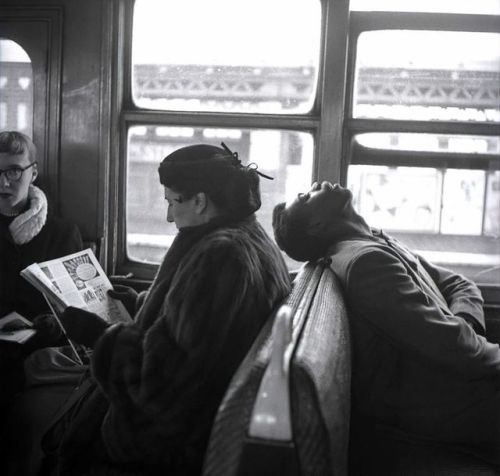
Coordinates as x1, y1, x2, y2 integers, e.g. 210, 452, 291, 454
46, 143, 292, 476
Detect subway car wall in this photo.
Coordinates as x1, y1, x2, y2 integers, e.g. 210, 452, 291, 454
0, 0, 499, 295
1, 0, 109, 259
1, 1, 500, 476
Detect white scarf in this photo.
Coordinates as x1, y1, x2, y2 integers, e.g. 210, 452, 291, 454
8, 185, 48, 245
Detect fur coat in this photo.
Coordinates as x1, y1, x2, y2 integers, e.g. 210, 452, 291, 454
59, 215, 291, 475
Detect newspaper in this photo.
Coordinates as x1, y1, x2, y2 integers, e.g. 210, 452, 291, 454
20, 248, 132, 325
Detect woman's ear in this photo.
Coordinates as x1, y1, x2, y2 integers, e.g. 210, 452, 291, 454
193, 192, 208, 214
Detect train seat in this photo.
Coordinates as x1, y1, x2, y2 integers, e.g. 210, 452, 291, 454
202, 261, 351, 476
203, 259, 500, 476
350, 427, 500, 476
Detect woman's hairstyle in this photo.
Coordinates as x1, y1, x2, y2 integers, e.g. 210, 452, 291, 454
272, 202, 332, 262
0, 131, 37, 162
158, 144, 262, 219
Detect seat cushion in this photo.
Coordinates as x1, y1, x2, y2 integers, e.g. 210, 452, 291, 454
350, 426, 500, 476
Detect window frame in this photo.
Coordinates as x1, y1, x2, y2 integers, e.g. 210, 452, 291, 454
343, 11, 500, 285
344, 12, 500, 162
109, 0, 350, 279
0, 6, 63, 207
109, 2, 499, 285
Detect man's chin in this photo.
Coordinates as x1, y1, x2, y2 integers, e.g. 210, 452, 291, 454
0, 199, 10, 209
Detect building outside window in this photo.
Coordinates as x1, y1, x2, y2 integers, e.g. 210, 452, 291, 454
117, 0, 499, 284
0, 39, 33, 136
123, 0, 322, 269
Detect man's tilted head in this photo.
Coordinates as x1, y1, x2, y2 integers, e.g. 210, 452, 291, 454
272, 181, 355, 262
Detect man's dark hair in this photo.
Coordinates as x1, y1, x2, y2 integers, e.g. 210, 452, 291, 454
272, 202, 332, 262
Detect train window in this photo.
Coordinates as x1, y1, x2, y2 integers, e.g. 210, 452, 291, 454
348, 164, 498, 235
131, 0, 321, 114
354, 30, 500, 122
355, 133, 500, 154
117, 1, 498, 282
117, 0, 324, 275
346, 11, 500, 284
0, 39, 33, 136
126, 125, 313, 264
350, 0, 500, 15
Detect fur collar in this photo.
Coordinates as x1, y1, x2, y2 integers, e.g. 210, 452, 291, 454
9, 185, 48, 245
136, 215, 256, 330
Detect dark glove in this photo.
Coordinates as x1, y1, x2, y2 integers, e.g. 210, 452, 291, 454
107, 284, 138, 317
59, 306, 109, 348
31, 313, 65, 346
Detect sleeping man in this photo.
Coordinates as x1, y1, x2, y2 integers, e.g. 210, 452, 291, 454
272, 180, 500, 467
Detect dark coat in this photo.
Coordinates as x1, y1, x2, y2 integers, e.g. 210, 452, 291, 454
0, 214, 83, 320
330, 229, 500, 464
61, 216, 291, 475
0, 189, 83, 406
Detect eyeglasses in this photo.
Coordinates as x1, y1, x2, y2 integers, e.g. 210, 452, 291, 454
0, 162, 37, 182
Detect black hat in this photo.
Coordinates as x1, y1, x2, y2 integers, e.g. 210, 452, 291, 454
158, 144, 262, 219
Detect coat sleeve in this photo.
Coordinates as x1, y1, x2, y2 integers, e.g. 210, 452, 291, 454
346, 248, 500, 382
50, 221, 84, 257
63, 224, 84, 255
90, 238, 271, 462
415, 253, 485, 334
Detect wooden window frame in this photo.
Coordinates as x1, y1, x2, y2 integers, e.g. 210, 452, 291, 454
343, 11, 500, 285
109, 0, 350, 280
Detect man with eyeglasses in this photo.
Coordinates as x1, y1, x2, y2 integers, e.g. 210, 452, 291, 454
0, 130, 83, 406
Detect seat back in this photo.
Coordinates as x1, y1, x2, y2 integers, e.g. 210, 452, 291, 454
290, 264, 351, 476
202, 262, 351, 476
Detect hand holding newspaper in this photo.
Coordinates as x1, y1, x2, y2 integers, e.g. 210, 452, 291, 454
20, 249, 133, 360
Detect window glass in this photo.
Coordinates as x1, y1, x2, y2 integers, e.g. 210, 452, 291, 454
348, 164, 499, 236
0, 103, 6, 128
353, 30, 500, 122
132, 0, 321, 113
441, 169, 485, 235
126, 125, 313, 263
357, 132, 500, 155
350, 0, 500, 14
485, 170, 500, 237
348, 165, 500, 281
348, 165, 442, 233
0, 39, 33, 136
